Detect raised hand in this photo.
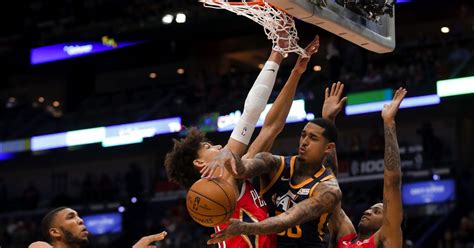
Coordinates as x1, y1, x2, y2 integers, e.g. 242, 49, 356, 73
207, 219, 245, 245
132, 231, 167, 248
381, 87, 407, 124
292, 35, 320, 74
200, 148, 238, 178
322, 81, 348, 122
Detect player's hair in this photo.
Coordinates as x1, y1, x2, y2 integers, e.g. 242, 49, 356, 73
164, 127, 207, 189
309, 118, 338, 143
41, 206, 68, 243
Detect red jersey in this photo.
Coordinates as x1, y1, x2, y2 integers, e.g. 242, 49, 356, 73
337, 233, 376, 248
215, 180, 276, 248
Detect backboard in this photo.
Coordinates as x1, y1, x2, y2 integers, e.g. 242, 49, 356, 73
267, 0, 396, 53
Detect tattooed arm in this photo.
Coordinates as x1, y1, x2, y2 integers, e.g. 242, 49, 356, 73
200, 148, 282, 179
375, 88, 406, 247
207, 178, 341, 244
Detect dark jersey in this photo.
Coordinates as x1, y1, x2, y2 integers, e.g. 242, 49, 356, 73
260, 156, 335, 248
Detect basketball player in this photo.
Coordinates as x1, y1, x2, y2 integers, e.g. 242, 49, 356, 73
204, 84, 348, 247
165, 35, 321, 248
329, 88, 406, 248
29, 206, 167, 248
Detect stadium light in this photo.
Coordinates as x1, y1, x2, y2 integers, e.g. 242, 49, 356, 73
176, 13, 186, 23
162, 14, 174, 24
437, 76, 474, 97
441, 27, 450, 34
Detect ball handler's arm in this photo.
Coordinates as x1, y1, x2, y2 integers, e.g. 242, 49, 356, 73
207, 178, 341, 244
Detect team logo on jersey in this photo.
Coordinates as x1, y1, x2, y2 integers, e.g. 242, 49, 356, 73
275, 190, 298, 211
297, 188, 310, 195
241, 127, 248, 136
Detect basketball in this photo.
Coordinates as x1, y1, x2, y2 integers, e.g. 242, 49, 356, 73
186, 178, 237, 227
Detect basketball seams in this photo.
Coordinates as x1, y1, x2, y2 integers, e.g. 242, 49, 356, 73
186, 178, 237, 226
210, 179, 235, 217
188, 189, 227, 216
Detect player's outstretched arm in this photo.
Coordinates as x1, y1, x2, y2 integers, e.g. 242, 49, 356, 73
245, 35, 320, 158
207, 179, 341, 244
225, 30, 290, 157
375, 88, 406, 247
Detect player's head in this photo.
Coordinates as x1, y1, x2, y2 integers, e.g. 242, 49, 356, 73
298, 118, 337, 164
358, 203, 384, 235
164, 127, 223, 189
41, 207, 89, 247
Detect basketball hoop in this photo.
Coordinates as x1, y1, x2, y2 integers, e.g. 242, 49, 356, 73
200, 0, 308, 57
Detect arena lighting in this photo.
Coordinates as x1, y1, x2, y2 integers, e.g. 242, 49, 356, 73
0, 139, 29, 153
101, 135, 143, 148
347, 88, 392, 105
313, 65, 322, 72
131, 197, 138, 204
402, 180, 455, 205
0, 153, 14, 161
66, 127, 106, 146
162, 14, 174, 24
345, 94, 440, 115
441, 27, 450, 34
118, 206, 126, 213
218, 99, 308, 132
82, 213, 122, 235
31, 41, 142, 65
175, 13, 186, 23
436, 76, 474, 97
30, 117, 182, 151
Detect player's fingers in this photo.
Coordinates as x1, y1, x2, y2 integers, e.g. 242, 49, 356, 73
147, 231, 167, 242
340, 96, 348, 106
230, 158, 238, 175
337, 82, 345, 98
330, 83, 336, 95
219, 167, 224, 178
325, 87, 329, 99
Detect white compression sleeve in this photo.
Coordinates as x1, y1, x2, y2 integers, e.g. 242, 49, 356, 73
230, 61, 280, 145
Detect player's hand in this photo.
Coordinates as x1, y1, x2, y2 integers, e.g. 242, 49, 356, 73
132, 231, 167, 248
381, 87, 407, 124
207, 219, 245, 245
275, 19, 291, 55
322, 81, 347, 122
292, 35, 320, 74
200, 148, 238, 178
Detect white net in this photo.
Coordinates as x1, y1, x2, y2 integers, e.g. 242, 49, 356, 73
201, 0, 308, 57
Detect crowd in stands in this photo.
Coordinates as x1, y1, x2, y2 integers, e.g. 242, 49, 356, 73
0, 24, 473, 248
1, 35, 473, 142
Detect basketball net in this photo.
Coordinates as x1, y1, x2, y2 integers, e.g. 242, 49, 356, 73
201, 0, 308, 57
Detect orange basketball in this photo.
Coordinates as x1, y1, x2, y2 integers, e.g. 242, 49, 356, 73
186, 178, 237, 227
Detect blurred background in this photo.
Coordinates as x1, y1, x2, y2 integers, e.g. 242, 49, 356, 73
0, 0, 473, 247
